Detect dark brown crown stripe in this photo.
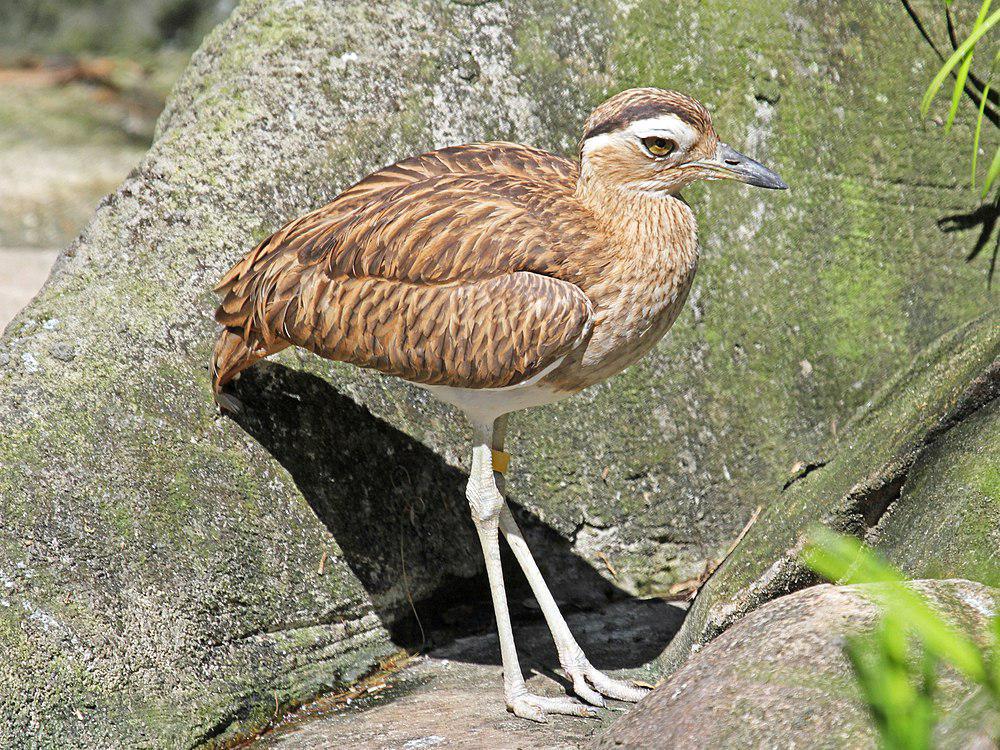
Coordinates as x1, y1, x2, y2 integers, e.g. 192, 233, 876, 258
580, 88, 711, 144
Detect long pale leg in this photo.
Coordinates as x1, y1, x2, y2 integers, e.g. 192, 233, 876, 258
491, 417, 649, 706
467, 419, 597, 722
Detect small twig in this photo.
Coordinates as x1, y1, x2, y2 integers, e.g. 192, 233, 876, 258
399, 532, 426, 651
665, 562, 711, 601
596, 551, 619, 580
316, 550, 327, 576
686, 505, 763, 601
719, 505, 763, 567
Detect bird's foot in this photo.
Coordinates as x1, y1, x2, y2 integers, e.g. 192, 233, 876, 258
506, 691, 600, 723
563, 662, 651, 705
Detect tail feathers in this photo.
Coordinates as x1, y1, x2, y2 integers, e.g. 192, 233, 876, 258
211, 327, 288, 406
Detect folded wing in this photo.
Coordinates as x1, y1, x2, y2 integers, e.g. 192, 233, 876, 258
212, 143, 594, 391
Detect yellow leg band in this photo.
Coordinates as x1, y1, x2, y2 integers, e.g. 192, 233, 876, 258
491, 449, 511, 475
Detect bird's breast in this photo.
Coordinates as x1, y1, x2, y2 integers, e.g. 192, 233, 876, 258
544, 197, 699, 392
587, 249, 698, 364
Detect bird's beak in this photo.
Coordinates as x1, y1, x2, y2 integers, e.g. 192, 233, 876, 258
697, 142, 788, 190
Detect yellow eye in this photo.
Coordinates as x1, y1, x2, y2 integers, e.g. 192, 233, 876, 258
641, 136, 675, 157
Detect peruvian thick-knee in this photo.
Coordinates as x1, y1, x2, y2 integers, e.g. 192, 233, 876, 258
211, 87, 786, 721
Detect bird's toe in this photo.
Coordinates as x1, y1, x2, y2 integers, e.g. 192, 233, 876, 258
507, 693, 600, 722
571, 674, 607, 707
565, 663, 651, 703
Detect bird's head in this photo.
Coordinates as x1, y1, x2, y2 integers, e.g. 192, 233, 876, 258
579, 88, 787, 195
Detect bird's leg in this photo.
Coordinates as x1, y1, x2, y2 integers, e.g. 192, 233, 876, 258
490, 420, 649, 707
467, 420, 598, 723
497, 506, 649, 705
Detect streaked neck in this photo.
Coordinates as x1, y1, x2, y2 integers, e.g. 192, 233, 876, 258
574, 168, 697, 260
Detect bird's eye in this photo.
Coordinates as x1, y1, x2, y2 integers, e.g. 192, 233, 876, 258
641, 136, 675, 157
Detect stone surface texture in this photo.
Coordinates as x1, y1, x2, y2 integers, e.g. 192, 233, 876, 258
595, 581, 999, 750
253, 598, 684, 750
657, 313, 999, 673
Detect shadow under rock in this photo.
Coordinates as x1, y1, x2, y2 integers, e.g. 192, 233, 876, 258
226, 361, 681, 670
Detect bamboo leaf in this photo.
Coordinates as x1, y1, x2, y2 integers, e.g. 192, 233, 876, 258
802, 528, 902, 584
921, 7, 1000, 117
983, 145, 1000, 197
989, 616, 1000, 698
946, 0, 992, 132
971, 46, 999, 188
802, 528, 989, 682
946, 53, 975, 133
971, 83, 990, 187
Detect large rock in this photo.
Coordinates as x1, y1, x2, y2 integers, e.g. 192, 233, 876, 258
0, 0, 996, 746
871, 383, 1000, 587
594, 580, 999, 750
657, 313, 999, 673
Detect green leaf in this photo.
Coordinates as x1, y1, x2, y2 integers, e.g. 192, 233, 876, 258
847, 624, 937, 750
971, 82, 990, 187
802, 528, 989, 682
946, 0, 991, 133
989, 616, 1000, 699
801, 526, 902, 584
983, 145, 1000, 198
945, 52, 974, 134
921, 7, 1000, 117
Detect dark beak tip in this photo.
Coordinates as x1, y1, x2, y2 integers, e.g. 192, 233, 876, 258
716, 143, 788, 191
748, 164, 788, 191
744, 173, 788, 191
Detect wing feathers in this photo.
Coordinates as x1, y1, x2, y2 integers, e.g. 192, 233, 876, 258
213, 142, 595, 390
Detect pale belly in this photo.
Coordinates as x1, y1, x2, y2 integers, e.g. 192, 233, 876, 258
417, 280, 691, 425
418, 238, 698, 423
418, 356, 574, 425
420, 380, 572, 425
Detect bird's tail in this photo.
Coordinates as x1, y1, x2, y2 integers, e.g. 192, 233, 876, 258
210, 326, 288, 409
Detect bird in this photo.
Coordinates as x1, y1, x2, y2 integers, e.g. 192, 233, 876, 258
210, 87, 786, 722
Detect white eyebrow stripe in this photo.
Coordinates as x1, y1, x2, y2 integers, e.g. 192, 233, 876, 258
580, 131, 619, 156
627, 115, 698, 150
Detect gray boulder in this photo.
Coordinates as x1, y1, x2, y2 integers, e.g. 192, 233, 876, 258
595, 580, 999, 750
657, 313, 998, 675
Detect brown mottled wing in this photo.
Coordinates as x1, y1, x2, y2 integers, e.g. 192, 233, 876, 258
214, 143, 595, 389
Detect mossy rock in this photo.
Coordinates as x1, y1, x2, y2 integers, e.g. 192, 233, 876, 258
873, 392, 1000, 587
0, 0, 996, 746
656, 312, 999, 674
